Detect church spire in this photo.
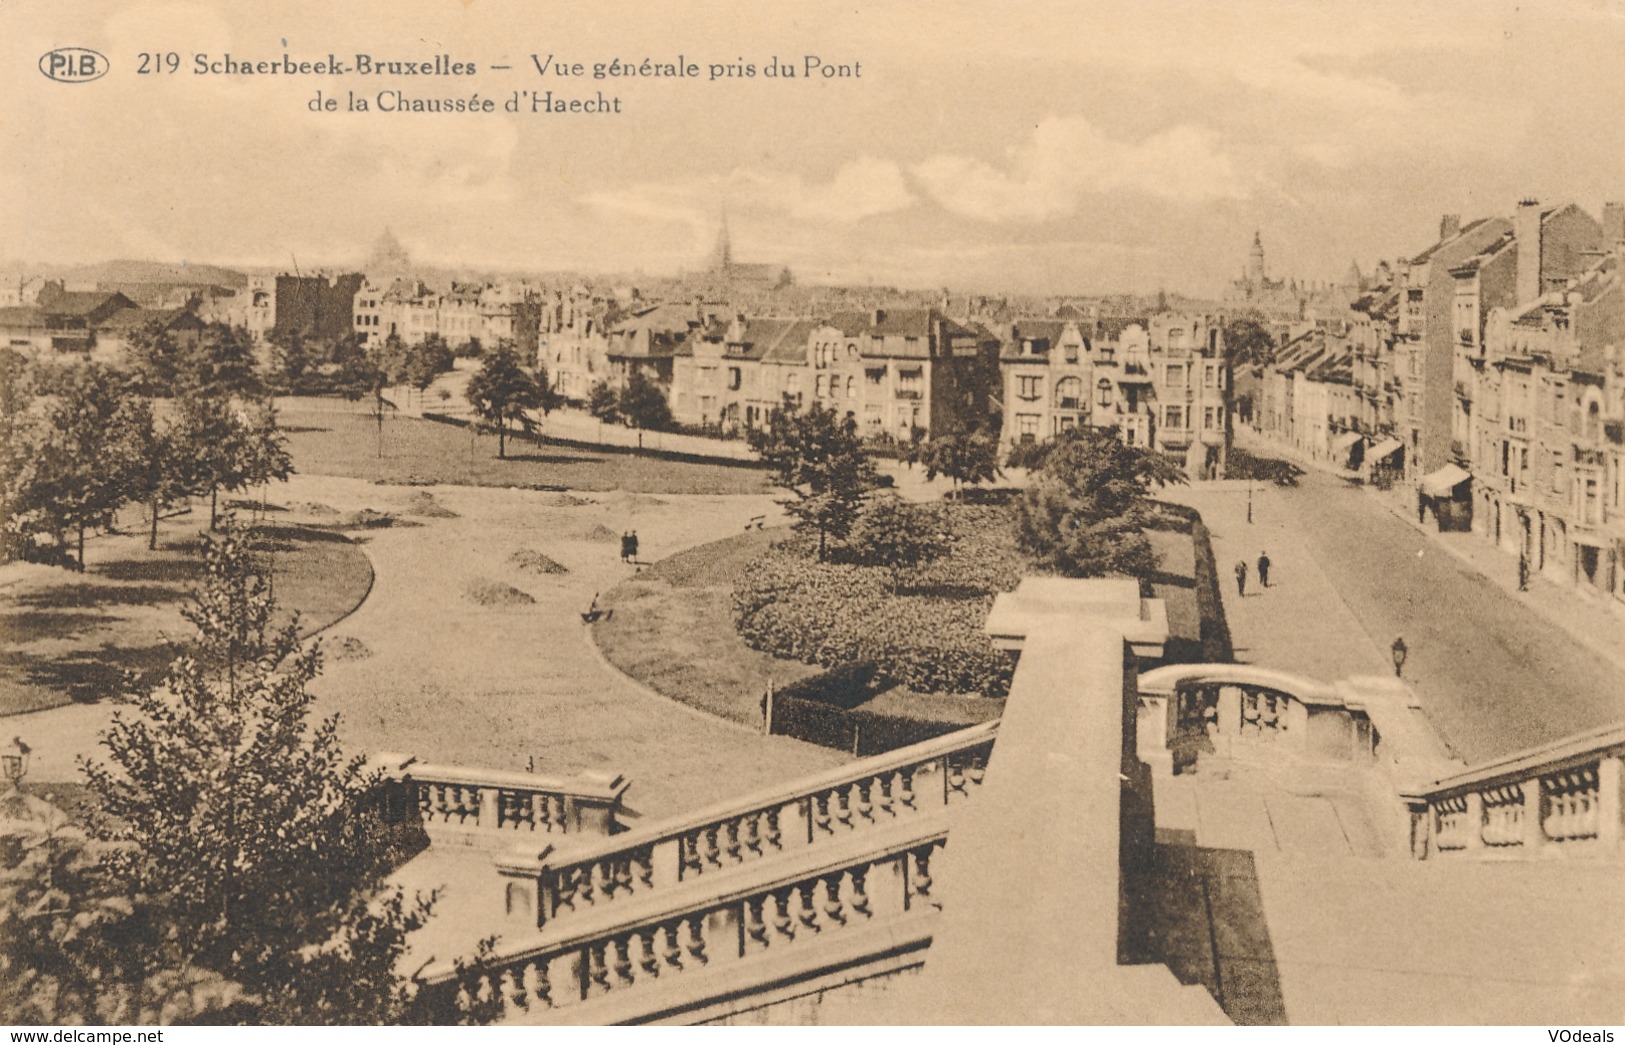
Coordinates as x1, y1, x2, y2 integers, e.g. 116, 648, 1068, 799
712, 210, 733, 272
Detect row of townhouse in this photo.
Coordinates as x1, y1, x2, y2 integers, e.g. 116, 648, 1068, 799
997, 313, 1233, 475
350, 277, 536, 353
578, 303, 1002, 440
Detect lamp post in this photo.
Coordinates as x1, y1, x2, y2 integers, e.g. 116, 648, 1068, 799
2, 736, 30, 792
1391, 637, 1408, 678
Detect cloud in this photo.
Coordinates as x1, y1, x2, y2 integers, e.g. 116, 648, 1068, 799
910, 117, 1246, 222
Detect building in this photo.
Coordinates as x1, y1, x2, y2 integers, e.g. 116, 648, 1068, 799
538, 287, 615, 402
670, 315, 818, 430
273, 272, 365, 343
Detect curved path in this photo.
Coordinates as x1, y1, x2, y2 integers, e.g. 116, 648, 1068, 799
14, 474, 846, 822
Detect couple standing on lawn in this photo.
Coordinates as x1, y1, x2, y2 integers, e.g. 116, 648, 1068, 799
1234, 552, 1271, 596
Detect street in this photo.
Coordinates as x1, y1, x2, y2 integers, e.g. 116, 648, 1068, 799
1172, 470, 1625, 764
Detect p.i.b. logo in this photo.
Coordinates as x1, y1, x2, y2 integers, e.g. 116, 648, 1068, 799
39, 48, 109, 83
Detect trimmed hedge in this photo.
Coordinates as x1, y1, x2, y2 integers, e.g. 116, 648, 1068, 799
733, 540, 1014, 699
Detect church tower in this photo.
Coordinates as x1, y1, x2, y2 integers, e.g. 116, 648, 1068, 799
711, 212, 733, 273
1247, 230, 1266, 284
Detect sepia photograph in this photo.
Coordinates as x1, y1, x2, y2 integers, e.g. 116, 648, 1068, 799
2, 0, 1623, 1029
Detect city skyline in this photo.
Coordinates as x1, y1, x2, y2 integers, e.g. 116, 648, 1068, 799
7, 0, 1625, 296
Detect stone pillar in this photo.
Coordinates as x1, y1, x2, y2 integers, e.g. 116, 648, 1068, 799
478, 786, 499, 834
1523, 776, 1546, 853
1463, 790, 1485, 850
1598, 756, 1623, 851
1285, 697, 1310, 752
1217, 685, 1241, 758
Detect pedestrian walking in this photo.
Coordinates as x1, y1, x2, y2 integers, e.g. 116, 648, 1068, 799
619, 531, 632, 563
1257, 551, 1272, 588
1234, 559, 1248, 596
627, 530, 640, 564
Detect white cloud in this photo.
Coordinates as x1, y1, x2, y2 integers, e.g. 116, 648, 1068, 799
911, 117, 1246, 222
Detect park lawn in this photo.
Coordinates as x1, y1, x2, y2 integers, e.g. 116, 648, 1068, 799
595, 502, 1227, 729
593, 529, 822, 727
280, 409, 771, 496
0, 520, 373, 716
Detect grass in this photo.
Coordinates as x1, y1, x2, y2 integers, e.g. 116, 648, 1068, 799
593, 529, 822, 727
0, 522, 373, 716
280, 408, 771, 495
596, 501, 1225, 727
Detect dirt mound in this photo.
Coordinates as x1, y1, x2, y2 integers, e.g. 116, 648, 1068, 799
510, 549, 568, 575
581, 523, 619, 542
464, 579, 536, 606
606, 491, 669, 510
537, 492, 596, 508
403, 491, 459, 519
326, 635, 372, 661
334, 509, 402, 529
290, 502, 339, 516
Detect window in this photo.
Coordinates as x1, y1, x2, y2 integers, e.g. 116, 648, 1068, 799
786, 370, 801, 391
846, 375, 856, 398
1165, 406, 1184, 429
1204, 364, 1217, 389
1063, 340, 1079, 364
1204, 406, 1217, 430
866, 367, 886, 385
1097, 379, 1113, 407
1017, 414, 1039, 443
728, 367, 741, 391
1054, 376, 1081, 410
1552, 451, 1564, 493
816, 375, 827, 397
1017, 375, 1043, 401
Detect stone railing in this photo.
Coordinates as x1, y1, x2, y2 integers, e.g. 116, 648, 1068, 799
1400, 723, 1625, 859
372, 753, 630, 848
1136, 664, 1380, 773
495, 723, 995, 928
417, 814, 948, 1026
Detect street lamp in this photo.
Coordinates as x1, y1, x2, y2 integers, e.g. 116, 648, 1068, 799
1391, 637, 1408, 678
2, 737, 30, 792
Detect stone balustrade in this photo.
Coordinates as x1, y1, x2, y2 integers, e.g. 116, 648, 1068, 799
1400, 724, 1625, 859
371, 753, 630, 848
417, 814, 949, 1025
495, 723, 995, 928
1136, 664, 1380, 772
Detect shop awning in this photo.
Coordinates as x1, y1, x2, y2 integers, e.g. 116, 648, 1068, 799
1368, 438, 1404, 462
1419, 463, 1472, 497
1330, 431, 1363, 460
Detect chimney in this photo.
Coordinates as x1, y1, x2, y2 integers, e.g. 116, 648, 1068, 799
1515, 197, 1544, 305
1439, 214, 1462, 241
1603, 201, 1625, 246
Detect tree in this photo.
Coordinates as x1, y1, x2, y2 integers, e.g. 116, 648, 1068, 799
618, 370, 672, 432
112, 397, 185, 551
30, 365, 131, 570
0, 350, 46, 564
845, 493, 952, 592
404, 334, 454, 402
586, 379, 620, 425
171, 393, 251, 530
464, 343, 544, 458
748, 395, 878, 560
77, 528, 443, 1023
238, 401, 294, 518
1223, 313, 1277, 369
918, 426, 1002, 493
1014, 426, 1186, 580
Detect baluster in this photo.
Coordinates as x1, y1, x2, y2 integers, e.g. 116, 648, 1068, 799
597, 859, 617, 899
588, 944, 611, 995
703, 825, 723, 866
850, 866, 871, 916
636, 847, 655, 889
638, 929, 661, 977
813, 793, 833, 835
823, 873, 846, 925
618, 858, 636, 896
772, 891, 794, 939
855, 780, 874, 822
612, 937, 634, 986
745, 897, 769, 946
724, 820, 742, 862
913, 846, 935, 900
425, 783, 443, 823
532, 793, 549, 834
549, 795, 568, 833
662, 923, 684, 969
507, 966, 528, 1011
877, 773, 896, 817
967, 753, 987, 787
743, 813, 763, 856
685, 917, 708, 964
947, 756, 967, 798
834, 786, 854, 828
765, 807, 783, 849
681, 833, 702, 876
532, 957, 553, 1009
576, 866, 595, 908
797, 882, 820, 930
899, 767, 918, 810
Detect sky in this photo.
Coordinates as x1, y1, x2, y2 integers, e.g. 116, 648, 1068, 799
6, 0, 1625, 296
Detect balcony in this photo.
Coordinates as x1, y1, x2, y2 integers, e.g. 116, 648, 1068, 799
895, 388, 922, 401
1607, 420, 1624, 445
